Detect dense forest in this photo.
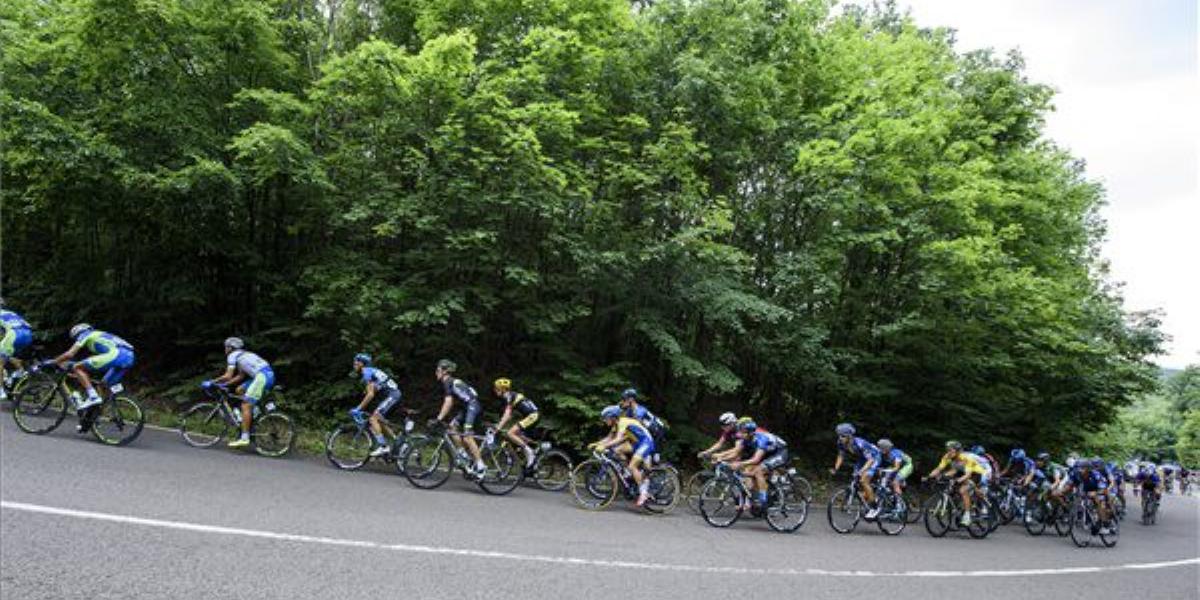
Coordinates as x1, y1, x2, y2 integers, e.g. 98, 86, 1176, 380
0, 0, 1167, 462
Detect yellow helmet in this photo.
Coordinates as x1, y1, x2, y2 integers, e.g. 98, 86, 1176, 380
493, 378, 512, 391
736, 416, 753, 425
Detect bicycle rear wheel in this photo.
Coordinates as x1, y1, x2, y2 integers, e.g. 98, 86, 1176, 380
570, 459, 618, 510
766, 485, 808, 533
402, 436, 455, 490
827, 488, 862, 534
326, 423, 372, 470
1023, 502, 1047, 536
12, 377, 68, 434
699, 478, 743, 527
478, 443, 524, 496
684, 471, 712, 514
92, 396, 145, 446
875, 492, 907, 536
252, 412, 295, 457
180, 402, 230, 447
791, 474, 814, 503
903, 488, 922, 524
533, 449, 573, 492
643, 466, 680, 514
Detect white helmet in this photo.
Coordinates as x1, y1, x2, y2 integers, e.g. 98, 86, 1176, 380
224, 337, 245, 350
718, 412, 737, 427
70, 323, 93, 339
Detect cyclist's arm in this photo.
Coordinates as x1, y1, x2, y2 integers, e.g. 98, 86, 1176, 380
700, 439, 726, 456
732, 449, 765, 469
356, 382, 377, 412
435, 394, 453, 422
832, 453, 844, 473
213, 366, 239, 386
496, 404, 513, 430
53, 343, 84, 365
860, 456, 878, 473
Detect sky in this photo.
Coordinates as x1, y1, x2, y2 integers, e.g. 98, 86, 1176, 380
860, 0, 1199, 368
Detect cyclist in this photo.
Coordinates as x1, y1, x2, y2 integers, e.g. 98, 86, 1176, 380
726, 420, 788, 510
619, 388, 667, 456
0, 299, 34, 401
925, 440, 992, 526
830, 423, 881, 517
493, 378, 540, 472
53, 324, 136, 417
972, 445, 1002, 477
1005, 448, 1037, 490
697, 412, 740, 461
1136, 464, 1163, 503
590, 405, 655, 507
1071, 458, 1115, 533
1033, 452, 1065, 501
350, 353, 403, 458
209, 337, 275, 449
877, 439, 913, 501
432, 359, 486, 478
1105, 460, 1126, 510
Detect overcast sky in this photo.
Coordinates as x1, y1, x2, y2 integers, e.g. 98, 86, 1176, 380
862, 0, 1199, 368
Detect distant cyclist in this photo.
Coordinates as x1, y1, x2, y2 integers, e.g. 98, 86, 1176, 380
590, 405, 655, 507
492, 378, 540, 472
208, 337, 275, 449
697, 412, 740, 461
432, 359, 486, 478
726, 420, 788, 510
53, 324, 136, 421
1004, 448, 1037, 489
350, 353, 403, 457
0, 298, 34, 401
830, 423, 882, 518
877, 439, 913, 501
619, 388, 667, 455
1136, 464, 1163, 502
925, 440, 991, 527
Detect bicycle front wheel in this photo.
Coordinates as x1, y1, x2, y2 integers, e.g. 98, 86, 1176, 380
180, 402, 230, 447
766, 485, 808, 533
326, 423, 372, 470
402, 436, 454, 490
252, 412, 295, 457
570, 459, 618, 510
827, 488, 862, 534
643, 466, 680, 514
92, 396, 145, 446
1069, 502, 1092, 548
875, 493, 907, 536
12, 377, 68, 435
699, 478, 743, 527
923, 494, 952, 538
1024, 502, 1047, 536
533, 449, 573, 492
478, 443, 524, 496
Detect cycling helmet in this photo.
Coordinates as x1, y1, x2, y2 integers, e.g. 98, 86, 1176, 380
877, 438, 893, 452
835, 423, 855, 436
970, 445, 985, 455
494, 378, 512, 391
718, 412, 737, 427
1036, 452, 1051, 462
600, 405, 621, 420
737, 416, 754, 426
436, 359, 456, 373
353, 353, 372, 366
224, 337, 244, 350
621, 388, 639, 400
1010, 448, 1026, 460
70, 323, 93, 339
1066, 456, 1078, 468
945, 440, 963, 451
739, 420, 757, 432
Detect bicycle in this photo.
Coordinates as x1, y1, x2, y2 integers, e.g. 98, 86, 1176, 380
1021, 486, 1066, 536
698, 462, 808, 532
325, 408, 425, 471
11, 360, 144, 446
992, 478, 1027, 527
1069, 494, 1119, 548
401, 420, 524, 495
1139, 488, 1159, 525
179, 383, 295, 457
498, 427, 573, 492
827, 472, 908, 535
920, 477, 994, 539
570, 450, 680, 513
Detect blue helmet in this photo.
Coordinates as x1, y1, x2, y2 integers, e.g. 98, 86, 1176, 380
1010, 448, 1026, 460
971, 445, 985, 455
600, 405, 621, 420
739, 420, 757, 432
835, 423, 855, 436
353, 353, 372, 366
621, 388, 638, 400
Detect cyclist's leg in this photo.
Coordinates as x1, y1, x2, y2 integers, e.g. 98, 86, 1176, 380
859, 463, 877, 504
895, 462, 913, 496
459, 401, 484, 468
371, 390, 401, 445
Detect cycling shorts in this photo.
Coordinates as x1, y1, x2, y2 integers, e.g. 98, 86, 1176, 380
242, 368, 275, 404
855, 461, 877, 478
1, 326, 32, 360
83, 348, 135, 386
373, 389, 402, 417
631, 437, 655, 460
762, 449, 789, 472
451, 400, 483, 432
884, 463, 913, 484
517, 412, 539, 431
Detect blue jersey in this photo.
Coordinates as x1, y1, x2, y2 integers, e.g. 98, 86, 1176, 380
749, 431, 787, 454
1, 309, 31, 331
1136, 471, 1161, 486
361, 367, 398, 392
838, 437, 881, 464
1010, 456, 1036, 477
75, 330, 134, 355
881, 448, 911, 467
1071, 468, 1107, 490
442, 377, 478, 405
624, 404, 662, 428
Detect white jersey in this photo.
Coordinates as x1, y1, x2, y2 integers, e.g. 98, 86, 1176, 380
227, 350, 271, 378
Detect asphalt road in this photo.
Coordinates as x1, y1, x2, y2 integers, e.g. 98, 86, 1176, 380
1, 419, 1197, 600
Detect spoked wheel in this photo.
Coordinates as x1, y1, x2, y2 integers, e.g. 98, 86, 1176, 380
875, 492, 907, 536
179, 402, 230, 447
12, 378, 68, 434
478, 443, 524, 496
532, 449, 573, 492
252, 412, 295, 457
402, 436, 455, 490
326, 423, 372, 470
643, 466, 680, 514
966, 502, 993, 539
923, 495, 953, 538
997, 494, 1017, 526
1053, 504, 1072, 537
1100, 516, 1119, 547
791, 474, 814, 503
1069, 503, 1092, 548
827, 488, 862, 534
570, 459, 618, 510
91, 396, 145, 446
684, 471, 713, 514
1023, 502, 1048, 536
699, 478, 743, 528
766, 485, 808, 533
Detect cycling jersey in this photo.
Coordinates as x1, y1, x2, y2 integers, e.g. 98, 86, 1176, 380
444, 377, 482, 431
882, 448, 912, 468
750, 431, 787, 454
361, 367, 399, 391
613, 416, 654, 458
501, 390, 538, 417
1, 309, 33, 360
73, 330, 136, 385
1072, 469, 1107, 493
1136, 471, 1161, 487
838, 437, 880, 463
936, 451, 990, 476
1009, 456, 1036, 477
227, 350, 271, 378
0, 309, 31, 331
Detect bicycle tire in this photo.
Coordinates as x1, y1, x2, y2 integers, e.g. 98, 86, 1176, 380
12, 377, 68, 435
1069, 501, 1092, 548
326, 423, 372, 470
1100, 516, 1119, 547
923, 494, 952, 538
966, 502, 991, 539
684, 470, 713, 514
533, 449, 573, 492
402, 436, 455, 489
792, 475, 814, 503
902, 489, 922, 524
570, 459, 618, 510
1023, 502, 1047, 536
179, 402, 230, 447
91, 395, 145, 446
699, 477, 743, 527
766, 485, 808, 533
252, 412, 295, 457
643, 466, 680, 514
827, 487, 862, 534
478, 443, 524, 496
875, 492, 907, 536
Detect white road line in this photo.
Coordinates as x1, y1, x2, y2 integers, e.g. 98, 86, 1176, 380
3, 500, 1198, 578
